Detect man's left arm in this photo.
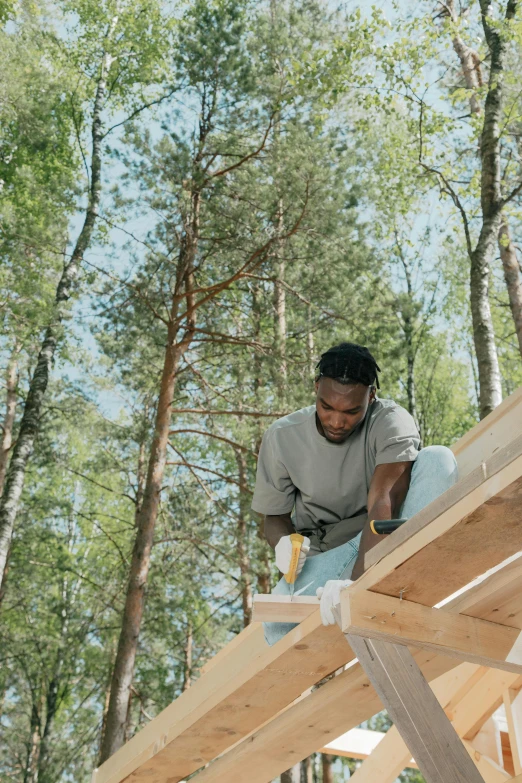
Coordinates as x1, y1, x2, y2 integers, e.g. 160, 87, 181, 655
350, 461, 413, 580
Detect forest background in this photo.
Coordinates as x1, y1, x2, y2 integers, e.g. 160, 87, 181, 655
1, 0, 522, 781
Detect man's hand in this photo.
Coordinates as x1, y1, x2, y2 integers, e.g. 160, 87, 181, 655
275, 534, 310, 576
316, 579, 353, 625
351, 461, 413, 580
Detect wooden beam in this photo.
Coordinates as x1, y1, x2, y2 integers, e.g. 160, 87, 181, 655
504, 688, 522, 775
462, 741, 511, 783
340, 590, 522, 674
199, 622, 261, 676
470, 717, 502, 767
346, 634, 486, 783
251, 594, 319, 624
94, 614, 354, 783
343, 664, 489, 783
191, 650, 463, 783
320, 727, 394, 762
355, 433, 522, 605
451, 669, 522, 740
95, 428, 522, 783
340, 725, 415, 782
184, 558, 522, 783
451, 386, 522, 478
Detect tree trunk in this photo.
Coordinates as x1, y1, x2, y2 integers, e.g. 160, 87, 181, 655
470, 225, 503, 418
399, 254, 421, 433
0, 17, 117, 585
307, 305, 315, 380
321, 754, 334, 783
274, 254, 287, 385
135, 412, 149, 514
236, 450, 253, 626
252, 285, 271, 594
301, 756, 313, 783
0, 345, 19, 493
124, 686, 134, 743
98, 668, 113, 765
37, 675, 59, 783
182, 620, 193, 692
99, 71, 278, 758
448, 0, 522, 366
466, 0, 517, 418
499, 217, 522, 358
23, 700, 41, 783
281, 764, 301, 783
446, 0, 483, 115
99, 193, 199, 763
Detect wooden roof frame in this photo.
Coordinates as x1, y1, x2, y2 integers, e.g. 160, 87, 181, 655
92, 386, 522, 783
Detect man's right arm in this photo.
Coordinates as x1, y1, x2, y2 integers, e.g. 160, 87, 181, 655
264, 513, 294, 550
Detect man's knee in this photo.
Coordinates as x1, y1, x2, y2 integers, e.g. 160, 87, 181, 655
414, 445, 458, 484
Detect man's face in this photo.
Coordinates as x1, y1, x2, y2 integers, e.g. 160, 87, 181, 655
315, 377, 375, 443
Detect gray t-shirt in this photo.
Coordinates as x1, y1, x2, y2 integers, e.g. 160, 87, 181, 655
251, 399, 420, 552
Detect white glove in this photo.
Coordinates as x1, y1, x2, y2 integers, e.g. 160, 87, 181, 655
316, 579, 353, 626
275, 535, 311, 577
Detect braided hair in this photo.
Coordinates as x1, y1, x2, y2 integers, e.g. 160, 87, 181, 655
316, 342, 381, 389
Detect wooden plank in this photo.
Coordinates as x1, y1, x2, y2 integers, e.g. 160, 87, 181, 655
341, 590, 522, 674
252, 594, 319, 624
504, 688, 522, 774
345, 634, 486, 783
199, 623, 261, 676
189, 562, 512, 783
353, 434, 522, 606
191, 649, 462, 783
500, 730, 515, 776
94, 614, 353, 783
328, 664, 479, 781
340, 725, 414, 781
97, 423, 522, 783
451, 670, 522, 740
451, 386, 522, 478
319, 727, 389, 761
470, 717, 502, 767
462, 741, 512, 783
126, 541, 522, 783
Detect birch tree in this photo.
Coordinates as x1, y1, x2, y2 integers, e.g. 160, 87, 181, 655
319, 1, 522, 417
0, 0, 171, 585
438, 0, 522, 360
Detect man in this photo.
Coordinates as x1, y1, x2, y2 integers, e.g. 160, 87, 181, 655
252, 342, 458, 644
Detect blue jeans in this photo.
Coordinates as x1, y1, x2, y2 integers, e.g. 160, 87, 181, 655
263, 446, 458, 645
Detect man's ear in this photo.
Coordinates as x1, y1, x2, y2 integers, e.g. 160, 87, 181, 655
369, 386, 376, 403
314, 380, 319, 394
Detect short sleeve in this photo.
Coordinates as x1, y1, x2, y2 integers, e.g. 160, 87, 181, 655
251, 427, 296, 515
373, 405, 420, 465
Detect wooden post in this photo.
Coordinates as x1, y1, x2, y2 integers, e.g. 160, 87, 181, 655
346, 634, 486, 783
504, 688, 522, 775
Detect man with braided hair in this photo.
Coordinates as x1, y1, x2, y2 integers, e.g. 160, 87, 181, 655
252, 341, 458, 644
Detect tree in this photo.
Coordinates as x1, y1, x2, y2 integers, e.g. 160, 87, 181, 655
0, 2, 80, 602
0, 0, 172, 587
316, 0, 522, 417
438, 0, 522, 359
97, 0, 301, 758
